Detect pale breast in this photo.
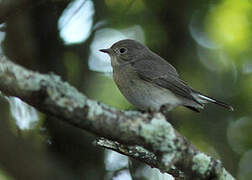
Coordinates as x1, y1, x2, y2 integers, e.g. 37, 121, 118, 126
113, 65, 182, 110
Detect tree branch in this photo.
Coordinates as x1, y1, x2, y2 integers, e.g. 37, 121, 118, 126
94, 137, 184, 178
0, 55, 235, 180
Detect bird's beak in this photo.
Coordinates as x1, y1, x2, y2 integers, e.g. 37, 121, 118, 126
99, 48, 112, 54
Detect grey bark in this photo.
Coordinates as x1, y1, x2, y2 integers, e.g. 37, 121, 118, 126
0, 55, 235, 180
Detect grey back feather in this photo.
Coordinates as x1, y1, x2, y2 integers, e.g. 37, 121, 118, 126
131, 50, 202, 105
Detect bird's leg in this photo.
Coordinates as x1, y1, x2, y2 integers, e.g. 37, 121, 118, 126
139, 107, 158, 115
159, 104, 174, 113
159, 104, 173, 121
140, 106, 173, 121
148, 107, 158, 113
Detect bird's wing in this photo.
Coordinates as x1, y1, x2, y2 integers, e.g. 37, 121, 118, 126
131, 54, 201, 104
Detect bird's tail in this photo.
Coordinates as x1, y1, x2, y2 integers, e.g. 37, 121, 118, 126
194, 93, 234, 111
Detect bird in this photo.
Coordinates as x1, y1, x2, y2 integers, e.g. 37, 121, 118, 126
100, 39, 234, 112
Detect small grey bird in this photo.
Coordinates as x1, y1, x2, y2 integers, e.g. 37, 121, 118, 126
100, 39, 233, 112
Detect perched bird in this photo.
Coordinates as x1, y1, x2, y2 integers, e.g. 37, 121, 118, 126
100, 39, 233, 112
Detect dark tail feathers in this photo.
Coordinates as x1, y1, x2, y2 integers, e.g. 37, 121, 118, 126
198, 94, 234, 111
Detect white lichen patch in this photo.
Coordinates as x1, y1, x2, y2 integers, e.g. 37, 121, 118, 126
0, 57, 41, 91
162, 153, 176, 167
123, 110, 142, 116
136, 146, 157, 161
192, 152, 211, 175
86, 99, 103, 119
219, 168, 235, 180
99, 103, 117, 119
135, 145, 148, 153
137, 113, 181, 170
0, 57, 87, 112
43, 74, 87, 111
140, 113, 176, 152
135, 145, 156, 158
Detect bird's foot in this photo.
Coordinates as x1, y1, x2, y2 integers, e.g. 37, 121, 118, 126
159, 104, 170, 114
147, 107, 158, 114
159, 104, 173, 121
140, 107, 158, 115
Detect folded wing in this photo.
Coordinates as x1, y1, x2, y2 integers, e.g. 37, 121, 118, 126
131, 52, 202, 106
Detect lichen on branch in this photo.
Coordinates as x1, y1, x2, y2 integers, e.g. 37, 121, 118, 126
0, 55, 235, 180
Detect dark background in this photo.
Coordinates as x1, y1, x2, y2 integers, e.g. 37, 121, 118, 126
0, 0, 251, 179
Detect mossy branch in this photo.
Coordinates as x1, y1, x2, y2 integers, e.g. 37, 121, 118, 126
0, 55, 235, 180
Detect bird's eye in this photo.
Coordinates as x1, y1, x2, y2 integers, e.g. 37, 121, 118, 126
119, 47, 127, 54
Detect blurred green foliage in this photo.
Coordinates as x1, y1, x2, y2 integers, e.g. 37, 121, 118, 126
206, 0, 252, 55
85, 72, 132, 109
0, 168, 13, 180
